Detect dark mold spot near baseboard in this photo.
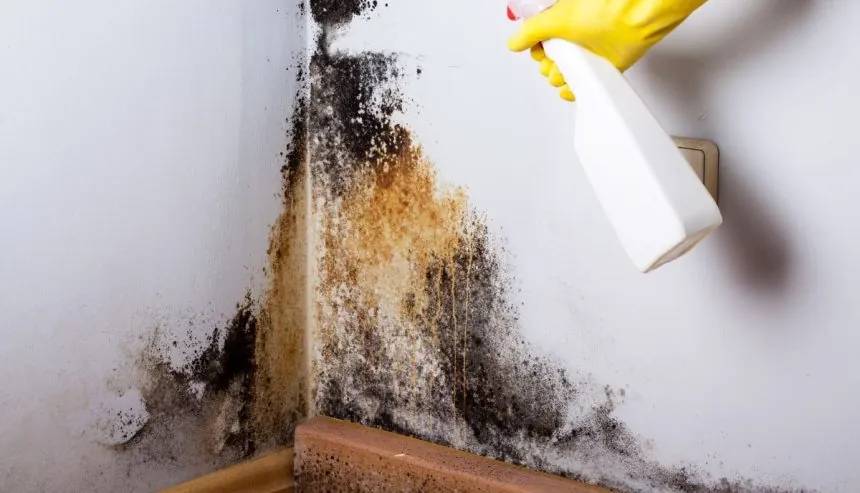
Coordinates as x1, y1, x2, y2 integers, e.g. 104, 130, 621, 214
122, 297, 260, 466
188, 301, 257, 401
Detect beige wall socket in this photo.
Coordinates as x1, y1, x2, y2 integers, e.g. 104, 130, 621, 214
673, 137, 719, 203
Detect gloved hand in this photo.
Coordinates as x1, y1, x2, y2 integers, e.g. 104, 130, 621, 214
508, 0, 708, 102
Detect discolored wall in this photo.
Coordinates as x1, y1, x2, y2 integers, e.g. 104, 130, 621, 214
302, 0, 856, 492
3, 0, 859, 492
304, 4, 709, 491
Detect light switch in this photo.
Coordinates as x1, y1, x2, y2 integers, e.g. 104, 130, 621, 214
673, 137, 719, 202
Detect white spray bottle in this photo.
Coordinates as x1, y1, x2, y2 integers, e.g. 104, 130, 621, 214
507, 0, 723, 273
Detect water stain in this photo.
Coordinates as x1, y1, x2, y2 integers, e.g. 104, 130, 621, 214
305, 2, 812, 492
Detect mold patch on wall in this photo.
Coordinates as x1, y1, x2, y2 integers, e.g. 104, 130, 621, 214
309, 0, 379, 26
306, 3, 811, 493
106, 57, 312, 487
124, 298, 262, 460
116, 149, 309, 472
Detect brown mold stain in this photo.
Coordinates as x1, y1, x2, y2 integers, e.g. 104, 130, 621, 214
313, 135, 477, 420
254, 90, 310, 449
336, 146, 467, 331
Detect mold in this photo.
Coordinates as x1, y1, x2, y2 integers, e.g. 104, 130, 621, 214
308, 48, 407, 197
309, 0, 379, 25
89, 389, 151, 447
254, 67, 311, 449
100, 0, 814, 490
111, 32, 311, 485
122, 99, 312, 464
130, 298, 261, 460
305, 2, 813, 492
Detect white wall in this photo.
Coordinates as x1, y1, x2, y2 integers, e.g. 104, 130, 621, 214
0, 1, 302, 491
5, 0, 857, 490
335, 0, 859, 490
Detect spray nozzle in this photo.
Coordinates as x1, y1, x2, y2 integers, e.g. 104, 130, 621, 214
506, 0, 557, 21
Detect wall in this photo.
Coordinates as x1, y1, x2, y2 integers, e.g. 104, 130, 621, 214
307, 0, 858, 492
0, 1, 306, 491
3, 1, 856, 492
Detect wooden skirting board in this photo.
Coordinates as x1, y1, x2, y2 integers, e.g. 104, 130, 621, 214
160, 448, 294, 493
161, 416, 611, 493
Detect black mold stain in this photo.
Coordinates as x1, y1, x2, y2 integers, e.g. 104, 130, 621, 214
189, 303, 257, 397
307, 1, 813, 492
308, 0, 406, 197
309, 0, 378, 25
434, 220, 578, 463
99, 402, 150, 447
132, 298, 260, 459
191, 302, 258, 453
282, 65, 308, 192
309, 48, 408, 196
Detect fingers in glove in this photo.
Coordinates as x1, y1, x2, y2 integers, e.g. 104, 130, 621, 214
539, 58, 553, 77
559, 84, 575, 102
548, 65, 566, 87
530, 43, 546, 62
531, 43, 574, 102
508, 9, 558, 52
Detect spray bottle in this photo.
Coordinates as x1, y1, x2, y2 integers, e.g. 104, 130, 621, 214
507, 0, 723, 273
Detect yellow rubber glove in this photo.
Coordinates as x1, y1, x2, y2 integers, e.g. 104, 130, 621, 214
508, 0, 708, 102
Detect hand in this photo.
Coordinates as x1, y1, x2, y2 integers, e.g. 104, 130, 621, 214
508, 0, 708, 102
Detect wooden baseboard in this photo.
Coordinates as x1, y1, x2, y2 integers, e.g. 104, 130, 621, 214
294, 416, 610, 493
160, 448, 294, 493
159, 417, 612, 492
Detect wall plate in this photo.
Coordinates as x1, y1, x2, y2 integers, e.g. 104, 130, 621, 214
672, 137, 719, 203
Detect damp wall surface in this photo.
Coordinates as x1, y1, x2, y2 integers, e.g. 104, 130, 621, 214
307, 0, 860, 492
0, 1, 306, 491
